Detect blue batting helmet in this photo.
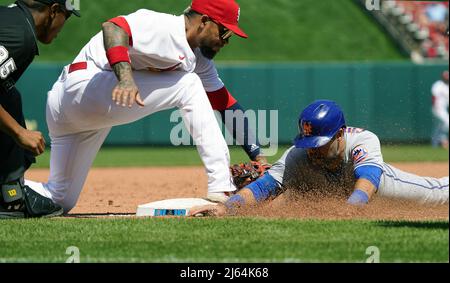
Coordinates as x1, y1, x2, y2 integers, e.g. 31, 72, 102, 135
294, 100, 346, 149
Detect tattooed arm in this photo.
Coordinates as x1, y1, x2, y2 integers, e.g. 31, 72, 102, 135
102, 22, 144, 107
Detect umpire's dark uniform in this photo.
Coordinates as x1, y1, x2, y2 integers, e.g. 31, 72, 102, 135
0, 1, 39, 185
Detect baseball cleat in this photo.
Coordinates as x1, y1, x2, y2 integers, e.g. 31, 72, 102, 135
0, 185, 63, 219
0, 207, 25, 219
21, 186, 64, 218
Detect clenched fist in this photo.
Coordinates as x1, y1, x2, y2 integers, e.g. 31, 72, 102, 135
14, 128, 46, 156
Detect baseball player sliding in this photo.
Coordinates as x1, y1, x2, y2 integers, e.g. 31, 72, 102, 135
191, 100, 449, 216
24, 0, 262, 212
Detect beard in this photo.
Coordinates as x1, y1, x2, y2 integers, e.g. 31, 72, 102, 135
309, 156, 343, 173
200, 46, 217, 60
308, 143, 343, 172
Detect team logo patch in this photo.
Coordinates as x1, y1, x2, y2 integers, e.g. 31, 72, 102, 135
352, 146, 368, 164
302, 121, 313, 136
7, 189, 17, 197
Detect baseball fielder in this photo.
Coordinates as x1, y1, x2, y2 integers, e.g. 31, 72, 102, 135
25, 0, 259, 212
191, 100, 449, 216
431, 70, 449, 149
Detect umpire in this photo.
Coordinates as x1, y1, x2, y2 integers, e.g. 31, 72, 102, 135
0, 0, 79, 218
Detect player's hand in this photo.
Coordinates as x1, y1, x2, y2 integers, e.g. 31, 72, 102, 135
189, 203, 228, 217
14, 128, 46, 156
112, 78, 145, 108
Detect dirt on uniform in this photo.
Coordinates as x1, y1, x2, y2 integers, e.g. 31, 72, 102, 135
26, 162, 449, 220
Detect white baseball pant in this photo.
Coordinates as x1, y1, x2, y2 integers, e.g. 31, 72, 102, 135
26, 61, 236, 212
378, 163, 449, 205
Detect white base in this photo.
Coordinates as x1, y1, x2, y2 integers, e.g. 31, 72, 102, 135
136, 198, 217, 217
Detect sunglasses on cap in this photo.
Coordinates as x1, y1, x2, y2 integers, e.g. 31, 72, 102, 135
207, 17, 234, 40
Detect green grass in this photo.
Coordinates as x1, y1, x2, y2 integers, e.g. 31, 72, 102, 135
0, 218, 447, 263
29, 145, 449, 169
0, 0, 405, 62
380, 145, 450, 163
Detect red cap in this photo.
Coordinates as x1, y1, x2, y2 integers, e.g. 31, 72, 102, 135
191, 0, 248, 38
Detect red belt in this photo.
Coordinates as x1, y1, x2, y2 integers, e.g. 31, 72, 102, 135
68, 62, 87, 74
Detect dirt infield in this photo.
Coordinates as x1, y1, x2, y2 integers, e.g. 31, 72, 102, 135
26, 162, 449, 221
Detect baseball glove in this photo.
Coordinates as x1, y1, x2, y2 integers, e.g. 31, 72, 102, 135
230, 161, 272, 190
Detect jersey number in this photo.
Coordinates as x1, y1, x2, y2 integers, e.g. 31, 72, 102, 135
0, 46, 17, 80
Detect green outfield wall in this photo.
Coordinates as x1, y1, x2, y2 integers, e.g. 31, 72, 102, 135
16, 62, 447, 145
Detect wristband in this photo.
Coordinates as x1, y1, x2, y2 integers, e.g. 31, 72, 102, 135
224, 194, 245, 214
347, 189, 369, 205
106, 46, 131, 66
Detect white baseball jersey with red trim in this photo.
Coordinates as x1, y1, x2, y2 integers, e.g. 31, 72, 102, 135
73, 9, 224, 92
24, 9, 238, 212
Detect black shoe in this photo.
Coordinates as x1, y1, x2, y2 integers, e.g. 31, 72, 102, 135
22, 186, 64, 218
0, 205, 25, 219
0, 184, 26, 219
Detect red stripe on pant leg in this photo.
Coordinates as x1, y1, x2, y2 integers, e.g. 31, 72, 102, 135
107, 16, 133, 46
206, 87, 237, 111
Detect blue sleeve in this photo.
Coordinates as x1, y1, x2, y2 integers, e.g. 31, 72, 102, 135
347, 189, 369, 205
354, 165, 383, 191
219, 102, 261, 160
246, 173, 281, 202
